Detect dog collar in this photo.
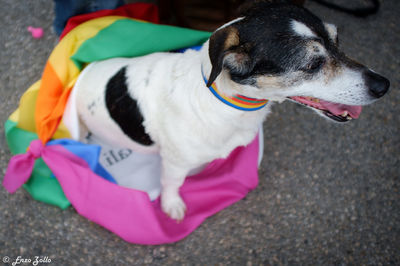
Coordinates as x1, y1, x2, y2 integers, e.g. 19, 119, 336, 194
202, 69, 268, 111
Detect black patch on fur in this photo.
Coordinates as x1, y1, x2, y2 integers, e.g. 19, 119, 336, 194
238, 3, 332, 74
105, 67, 154, 146
210, 2, 356, 85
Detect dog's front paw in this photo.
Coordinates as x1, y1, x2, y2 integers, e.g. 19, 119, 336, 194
161, 192, 187, 221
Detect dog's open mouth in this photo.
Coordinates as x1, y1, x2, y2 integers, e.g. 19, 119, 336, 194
289, 96, 362, 122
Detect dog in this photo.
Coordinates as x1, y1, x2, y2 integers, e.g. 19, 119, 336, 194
74, 0, 390, 221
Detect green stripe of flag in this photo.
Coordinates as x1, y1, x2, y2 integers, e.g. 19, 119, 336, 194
71, 19, 212, 69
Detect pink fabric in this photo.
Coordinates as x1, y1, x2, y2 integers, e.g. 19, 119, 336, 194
3, 137, 259, 244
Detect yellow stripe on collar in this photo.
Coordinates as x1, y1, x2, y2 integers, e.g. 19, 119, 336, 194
202, 69, 268, 111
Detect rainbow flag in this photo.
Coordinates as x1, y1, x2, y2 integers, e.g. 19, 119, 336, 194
3, 4, 261, 244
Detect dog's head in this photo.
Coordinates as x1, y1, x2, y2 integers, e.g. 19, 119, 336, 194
207, 0, 390, 122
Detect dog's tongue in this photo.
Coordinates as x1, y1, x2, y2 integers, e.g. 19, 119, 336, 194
320, 100, 362, 118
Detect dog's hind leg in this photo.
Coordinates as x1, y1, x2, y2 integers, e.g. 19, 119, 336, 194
160, 160, 189, 221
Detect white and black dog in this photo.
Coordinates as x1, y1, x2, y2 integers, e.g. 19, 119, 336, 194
74, 1, 389, 221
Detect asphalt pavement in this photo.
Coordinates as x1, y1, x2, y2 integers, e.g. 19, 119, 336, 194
0, 0, 399, 265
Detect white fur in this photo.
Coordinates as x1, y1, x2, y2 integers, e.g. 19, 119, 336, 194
324, 22, 338, 42
292, 20, 316, 38
216, 17, 244, 31
75, 43, 270, 220
75, 18, 376, 221
267, 67, 374, 106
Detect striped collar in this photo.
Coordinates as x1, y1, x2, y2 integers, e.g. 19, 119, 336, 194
201, 68, 268, 111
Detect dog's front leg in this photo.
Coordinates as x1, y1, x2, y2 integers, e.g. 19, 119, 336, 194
160, 160, 189, 221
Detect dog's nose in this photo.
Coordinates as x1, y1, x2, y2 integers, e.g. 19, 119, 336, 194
364, 70, 390, 98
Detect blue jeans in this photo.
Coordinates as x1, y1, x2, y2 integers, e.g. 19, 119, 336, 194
53, 0, 125, 35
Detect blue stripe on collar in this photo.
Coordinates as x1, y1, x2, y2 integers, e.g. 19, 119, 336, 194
201, 68, 268, 111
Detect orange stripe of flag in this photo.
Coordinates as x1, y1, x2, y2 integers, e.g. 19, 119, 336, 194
35, 62, 65, 143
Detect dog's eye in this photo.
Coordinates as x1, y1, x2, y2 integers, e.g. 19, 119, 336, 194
252, 60, 282, 75
303, 58, 325, 73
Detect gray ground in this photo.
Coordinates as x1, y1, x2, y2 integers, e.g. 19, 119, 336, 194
0, 0, 399, 265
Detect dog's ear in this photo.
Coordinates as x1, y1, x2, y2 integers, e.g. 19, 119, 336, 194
207, 26, 252, 86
